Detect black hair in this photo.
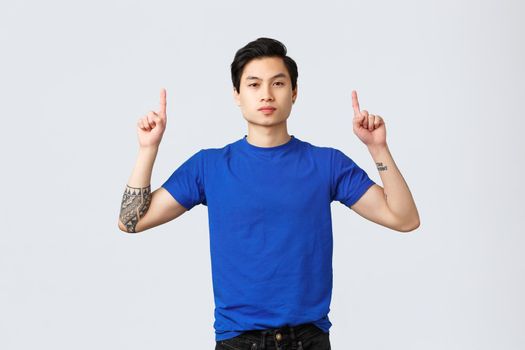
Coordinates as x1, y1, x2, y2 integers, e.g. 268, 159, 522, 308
231, 37, 298, 93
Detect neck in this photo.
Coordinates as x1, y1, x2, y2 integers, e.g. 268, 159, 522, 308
245, 123, 291, 147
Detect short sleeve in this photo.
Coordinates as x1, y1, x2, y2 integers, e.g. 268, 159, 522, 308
331, 148, 375, 207
161, 149, 207, 211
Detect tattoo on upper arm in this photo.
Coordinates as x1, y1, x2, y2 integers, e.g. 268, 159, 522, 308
376, 162, 388, 171
119, 184, 152, 233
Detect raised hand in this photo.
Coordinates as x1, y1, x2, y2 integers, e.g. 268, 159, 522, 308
137, 88, 168, 148
351, 90, 386, 148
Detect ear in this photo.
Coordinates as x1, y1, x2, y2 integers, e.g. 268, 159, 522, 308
233, 87, 241, 106
292, 84, 298, 104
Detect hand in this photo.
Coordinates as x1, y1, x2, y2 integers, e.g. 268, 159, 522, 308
351, 90, 387, 148
137, 88, 168, 148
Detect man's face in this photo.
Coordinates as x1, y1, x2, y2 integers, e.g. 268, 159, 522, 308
233, 56, 297, 128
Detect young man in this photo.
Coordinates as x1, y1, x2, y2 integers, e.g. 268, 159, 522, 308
118, 37, 420, 350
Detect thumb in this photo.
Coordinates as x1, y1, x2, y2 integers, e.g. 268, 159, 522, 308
353, 113, 365, 129
153, 115, 164, 127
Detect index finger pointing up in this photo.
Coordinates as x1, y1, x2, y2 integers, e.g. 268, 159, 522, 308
351, 90, 361, 117
159, 88, 167, 115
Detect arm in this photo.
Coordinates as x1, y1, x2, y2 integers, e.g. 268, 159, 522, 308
118, 88, 188, 233
118, 146, 188, 233
350, 144, 420, 232
348, 90, 420, 233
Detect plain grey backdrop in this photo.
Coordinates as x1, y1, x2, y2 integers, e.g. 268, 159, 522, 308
1, 0, 523, 349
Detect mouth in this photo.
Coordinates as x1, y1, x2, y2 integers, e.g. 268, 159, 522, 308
258, 107, 276, 115
258, 106, 276, 111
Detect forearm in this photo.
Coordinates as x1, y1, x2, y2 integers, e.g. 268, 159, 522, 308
118, 146, 158, 233
367, 143, 420, 230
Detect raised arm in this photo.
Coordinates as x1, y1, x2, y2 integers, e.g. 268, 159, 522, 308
347, 90, 420, 233
118, 88, 188, 233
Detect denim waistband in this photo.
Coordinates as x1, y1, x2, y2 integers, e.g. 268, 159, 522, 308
233, 322, 324, 350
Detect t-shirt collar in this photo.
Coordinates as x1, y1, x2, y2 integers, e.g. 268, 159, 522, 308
240, 134, 298, 154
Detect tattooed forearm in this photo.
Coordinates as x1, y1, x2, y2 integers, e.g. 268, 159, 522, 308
376, 162, 388, 171
119, 184, 152, 233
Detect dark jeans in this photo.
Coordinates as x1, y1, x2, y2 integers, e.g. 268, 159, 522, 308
215, 322, 331, 350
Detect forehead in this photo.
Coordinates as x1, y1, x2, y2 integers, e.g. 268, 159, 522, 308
241, 56, 289, 80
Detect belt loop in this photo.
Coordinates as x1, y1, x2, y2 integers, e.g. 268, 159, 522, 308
289, 325, 304, 350
290, 325, 297, 350
260, 330, 267, 349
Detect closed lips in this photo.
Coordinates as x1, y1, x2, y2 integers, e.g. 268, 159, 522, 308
258, 107, 276, 110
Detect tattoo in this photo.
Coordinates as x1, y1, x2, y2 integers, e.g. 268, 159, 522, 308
119, 184, 152, 233
376, 162, 388, 171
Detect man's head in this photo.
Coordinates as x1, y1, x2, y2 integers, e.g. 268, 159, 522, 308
231, 38, 298, 94
231, 38, 298, 128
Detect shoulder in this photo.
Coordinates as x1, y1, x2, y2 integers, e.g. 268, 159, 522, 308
199, 140, 236, 156
295, 137, 335, 157
197, 138, 242, 164
298, 140, 363, 173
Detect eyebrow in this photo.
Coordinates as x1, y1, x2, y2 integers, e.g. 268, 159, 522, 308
245, 72, 287, 81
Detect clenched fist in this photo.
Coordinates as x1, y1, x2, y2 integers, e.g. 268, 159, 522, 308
137, 88, 167, 148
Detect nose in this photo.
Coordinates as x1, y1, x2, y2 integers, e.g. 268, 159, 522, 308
260, 84, 274, 102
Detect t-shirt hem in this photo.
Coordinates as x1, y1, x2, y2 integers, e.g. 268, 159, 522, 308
216, 330, 244, 342
343, 178, 375, 207
161, 184, 193, 211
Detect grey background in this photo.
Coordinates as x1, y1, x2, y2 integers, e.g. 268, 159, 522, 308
1, 0, 523, 349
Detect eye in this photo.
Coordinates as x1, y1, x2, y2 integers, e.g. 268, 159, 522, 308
248, 82, 284, 87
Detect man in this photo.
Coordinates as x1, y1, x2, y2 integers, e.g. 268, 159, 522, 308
118, 37, 420, 350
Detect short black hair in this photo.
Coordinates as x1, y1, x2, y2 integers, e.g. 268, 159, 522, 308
231, 37, 298, 93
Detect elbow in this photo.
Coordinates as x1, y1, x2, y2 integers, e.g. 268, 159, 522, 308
397, 217, 420, 233
391, 211, 420, 233
118, 219, 141, 234
118, 219, 129, 233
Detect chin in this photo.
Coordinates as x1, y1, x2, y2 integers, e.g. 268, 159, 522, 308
250, 120, 288, 128
243, 113, 289, 125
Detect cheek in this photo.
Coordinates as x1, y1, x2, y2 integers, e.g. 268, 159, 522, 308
240, 94, 254, 104
283, 92, 294, 105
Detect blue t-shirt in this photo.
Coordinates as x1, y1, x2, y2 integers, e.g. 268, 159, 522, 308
161, 135, 375, 341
